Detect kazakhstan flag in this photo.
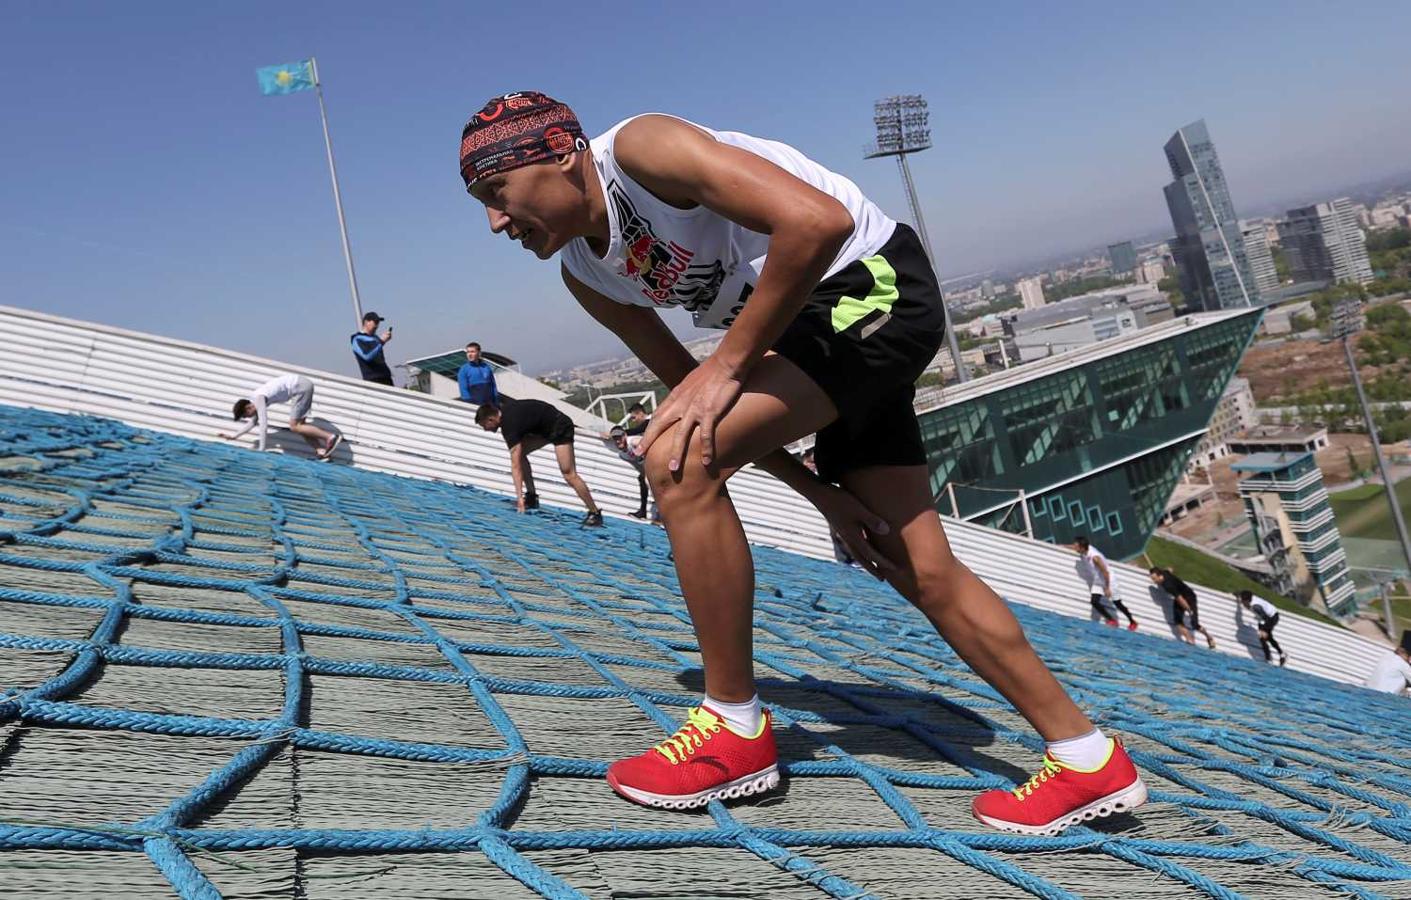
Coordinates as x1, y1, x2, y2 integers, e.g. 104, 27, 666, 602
256, 59, 314, 96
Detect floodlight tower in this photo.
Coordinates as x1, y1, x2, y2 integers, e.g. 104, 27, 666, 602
865, 95, 969, 382
1333, 296, 1411, 635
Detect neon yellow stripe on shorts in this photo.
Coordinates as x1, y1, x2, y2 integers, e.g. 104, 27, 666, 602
831, 254, 899, 333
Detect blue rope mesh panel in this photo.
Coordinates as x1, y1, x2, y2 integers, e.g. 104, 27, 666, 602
2, 404, 1410, 899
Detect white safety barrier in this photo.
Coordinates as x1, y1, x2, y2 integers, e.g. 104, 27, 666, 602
0, 304, 1392, 687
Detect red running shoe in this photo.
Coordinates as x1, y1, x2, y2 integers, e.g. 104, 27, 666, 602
606, 706, 780, 810
1127, 620, 1139, 632
971, 737, 1147, 835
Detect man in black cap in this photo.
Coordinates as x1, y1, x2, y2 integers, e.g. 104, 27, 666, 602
602, 424, 651, 519
351, 312, 394, 386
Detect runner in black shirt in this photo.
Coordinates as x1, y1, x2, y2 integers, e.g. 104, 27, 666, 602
1149, 568, 1215, 648
476, 399, 603, 526
1238, 590, 1286, 665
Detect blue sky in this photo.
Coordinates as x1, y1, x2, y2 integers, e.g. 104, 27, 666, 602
3, 1, 1409, 376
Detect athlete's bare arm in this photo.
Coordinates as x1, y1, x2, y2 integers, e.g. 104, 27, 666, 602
613, 115, 854, 470
509, 443, 529, 512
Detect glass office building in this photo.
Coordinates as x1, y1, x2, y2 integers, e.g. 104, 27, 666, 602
1163, 120, 1261, 311
919, 308, 1262, 560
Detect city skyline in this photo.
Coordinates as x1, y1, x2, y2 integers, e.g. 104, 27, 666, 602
3, 1, 1409, 374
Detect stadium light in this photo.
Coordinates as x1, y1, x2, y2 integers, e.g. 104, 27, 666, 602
1332, 296, 1411, 631
865, 96, 968, 383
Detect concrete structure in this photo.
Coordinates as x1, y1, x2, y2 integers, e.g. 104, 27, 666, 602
1107, 240, 1137, 275
931, 345, 989, 379
1017, 275, 1046, 310
1279, 198, 1375, 285
1136, 258, 1167, 285
1234, 452, 1356, 616
1160, 480, 1217, 525
1190, 376, 1259, 466
1260, 300, 1316, 336
1240, 219, 1281, 294
980, 278, 995, 299
1163, 119, 1261, 310
1228, 425, 1330, 456
918, 307, 1263, 559
1001, 284, 1172, 362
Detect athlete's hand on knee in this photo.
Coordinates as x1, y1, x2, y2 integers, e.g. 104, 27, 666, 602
813, 485, 897, 579
636, 358, 743, 471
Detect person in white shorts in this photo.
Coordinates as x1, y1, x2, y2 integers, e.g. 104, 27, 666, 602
219, 373, 341, 459
1073, 536, 1138, 630
1365, 630, 1411, 695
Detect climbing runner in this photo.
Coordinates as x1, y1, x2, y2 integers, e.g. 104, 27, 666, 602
1149, 567, 1215, 649
219, 373, 341, 460
1238, 590, 1285, 665
1074, 536, 1138, 630
458, 91, 1147, 834
476, 397, 603, 527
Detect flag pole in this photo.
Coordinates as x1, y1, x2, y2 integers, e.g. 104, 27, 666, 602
308, 56, 363, 324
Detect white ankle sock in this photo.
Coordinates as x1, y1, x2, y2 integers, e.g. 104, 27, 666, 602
1046, 728, 1111, 770
702, 694, 762, 736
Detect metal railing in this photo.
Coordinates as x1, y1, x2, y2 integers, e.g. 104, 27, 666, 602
0, 303, 1393, 686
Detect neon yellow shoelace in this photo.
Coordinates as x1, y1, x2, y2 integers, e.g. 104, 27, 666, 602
1012, 756, 1063, 801
654, 707, 722, 765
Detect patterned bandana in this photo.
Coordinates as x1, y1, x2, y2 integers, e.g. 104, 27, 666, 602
459, 91, 586, 188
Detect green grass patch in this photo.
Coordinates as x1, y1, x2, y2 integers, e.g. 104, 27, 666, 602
1140, 536, 1343, 628
1329, 483, 1385, 502
1388, 594, 1411, 637
1328, 478, 1411, 542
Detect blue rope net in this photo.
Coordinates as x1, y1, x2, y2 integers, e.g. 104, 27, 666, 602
1, 404, 1409, 899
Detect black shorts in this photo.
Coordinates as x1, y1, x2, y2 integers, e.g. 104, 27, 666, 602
771, 223, 947, 483
1169, 597, 1201, 630
547, 417, 575, 446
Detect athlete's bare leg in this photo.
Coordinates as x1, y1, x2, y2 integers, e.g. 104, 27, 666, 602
554, 443, 600, 514
839, 465, 1093, 742
290, 418, 334, 452
644, 355, 836, 702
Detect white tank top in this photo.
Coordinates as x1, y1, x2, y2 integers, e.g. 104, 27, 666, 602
561, 115, 896, 330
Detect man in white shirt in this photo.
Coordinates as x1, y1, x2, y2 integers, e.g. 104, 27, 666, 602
218, 374, 341, 459
1366, 631, 1411, 695
1074, 536, 1138, 630
1238, 590, 1286, 665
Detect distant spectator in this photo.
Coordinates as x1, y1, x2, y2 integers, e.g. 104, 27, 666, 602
1366, 630, 1411, 695
350, 312, 394, 385
624, 402, 650, 438
476, 399, 602, 526
1149, 567, 1215, 648
1074, 536, 1138, 630
1239, 590, 1286, 665
457, 342, 499, 405
801, 447, 817, 474
219, 374, 341, 460
603, 425, 652, 519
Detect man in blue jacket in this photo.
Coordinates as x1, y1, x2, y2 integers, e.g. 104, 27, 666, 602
457, 342, 499, 405
350, 312, 394, 386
